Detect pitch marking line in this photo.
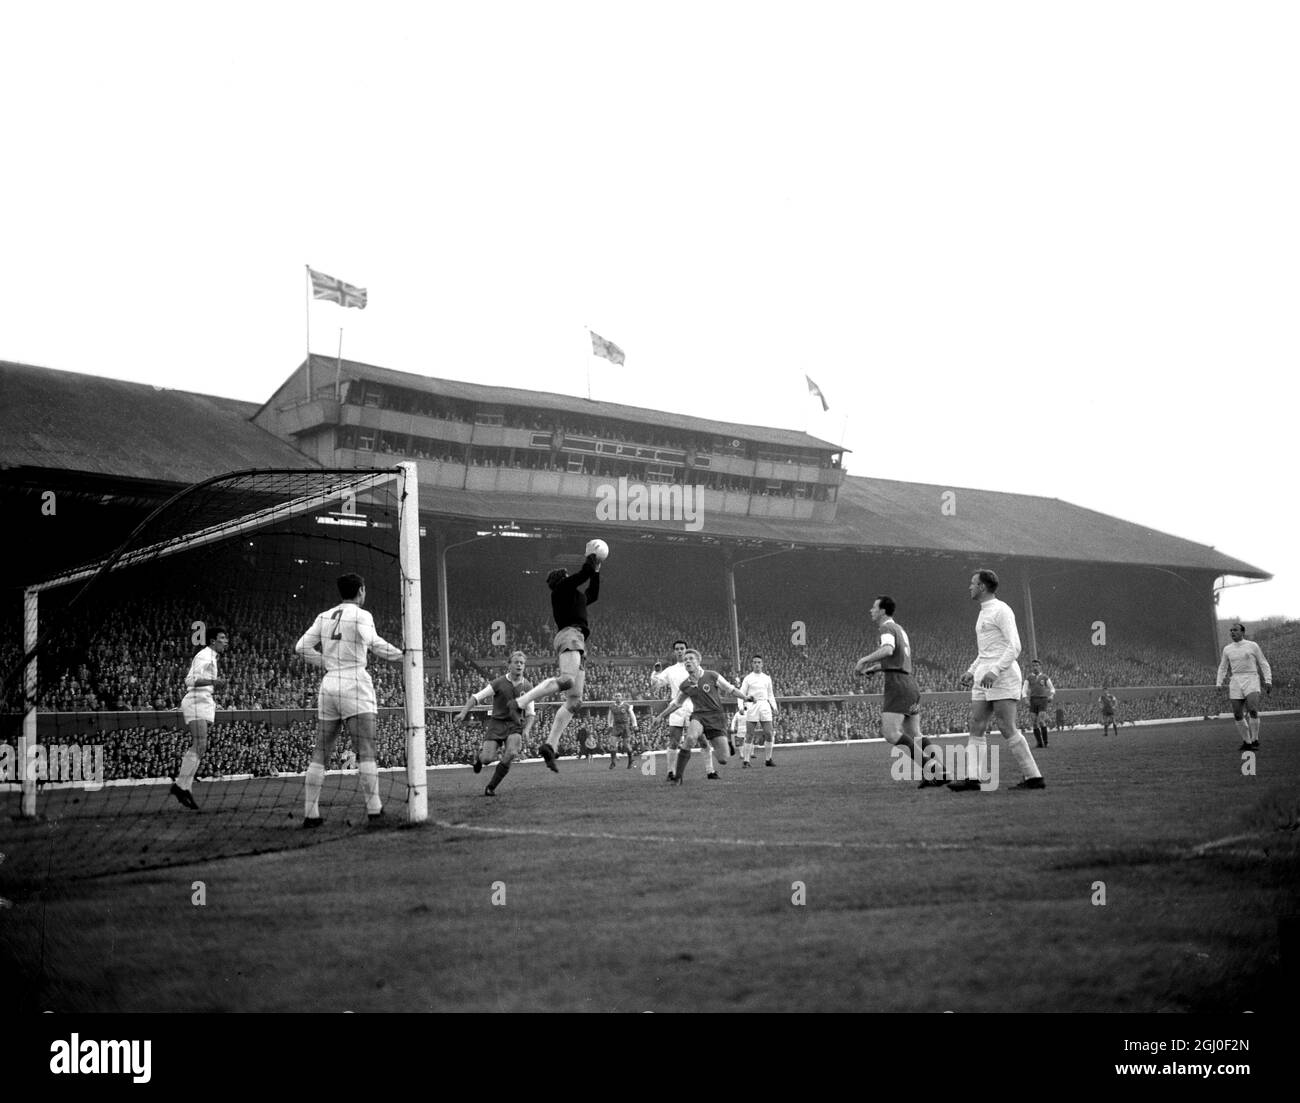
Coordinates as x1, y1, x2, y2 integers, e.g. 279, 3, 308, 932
433, 821, 1293, 860
432, 819, 1069, 853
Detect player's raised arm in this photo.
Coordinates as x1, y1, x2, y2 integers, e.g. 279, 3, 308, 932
582, 554, 601, 605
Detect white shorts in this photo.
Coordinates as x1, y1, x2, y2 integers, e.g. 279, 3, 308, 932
745, 700, 774, 723
667, 699, 695, 727
1229, 674, 1261, 700
181, 697, 215, 724
318, 670, 378, 721
970, 663, 1022, 702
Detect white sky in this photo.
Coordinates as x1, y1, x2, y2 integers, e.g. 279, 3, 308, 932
3, 1, 1296, 619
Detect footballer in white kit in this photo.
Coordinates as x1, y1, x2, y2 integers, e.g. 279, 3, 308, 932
1216, 623, 1273, 750
737, 654, 778, 765
966, 596, 1023, 701
295, 573, 404, 826
951, 569, 1044, 791
650, 639, 697, 780
170, 626, 230, 810
296, 600, 402, 720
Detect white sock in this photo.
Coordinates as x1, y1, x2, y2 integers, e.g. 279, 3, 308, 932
359, 760, 381, 814
1235, 718, 1249, 742
304, 761, 325, 818
177, 748, 200, 790
548, 705, 573, 749
965, 735, 987, 783
741, 742, 751, 763
1006, 731, 1042, 780
706, 745, 716, 772
1247, 715, 1260, 741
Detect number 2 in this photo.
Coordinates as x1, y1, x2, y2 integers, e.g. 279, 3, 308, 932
330, 609, 343, 640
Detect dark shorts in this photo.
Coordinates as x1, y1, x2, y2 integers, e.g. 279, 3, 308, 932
1029, 697, 1048, 714
484, 717, 522, 742
882, 672, 921, 716
695, 715, 728, 740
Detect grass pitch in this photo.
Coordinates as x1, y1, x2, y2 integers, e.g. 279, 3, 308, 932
2, 718, 1296, 1013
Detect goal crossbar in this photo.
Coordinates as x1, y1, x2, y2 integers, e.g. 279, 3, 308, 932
29, 468, 403, 594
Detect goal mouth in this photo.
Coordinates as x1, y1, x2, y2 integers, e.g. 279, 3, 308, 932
1, 465, 427, 886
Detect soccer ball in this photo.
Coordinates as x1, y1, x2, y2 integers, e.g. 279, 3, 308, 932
586, 538, 610, 562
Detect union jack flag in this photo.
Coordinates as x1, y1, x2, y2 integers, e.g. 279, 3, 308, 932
590, 330, 625, 365
309, 268, 367, 309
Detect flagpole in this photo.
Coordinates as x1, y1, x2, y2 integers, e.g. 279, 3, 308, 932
336, 328, 344, 401
304, 264, 312, 398
584, 325, 592, 401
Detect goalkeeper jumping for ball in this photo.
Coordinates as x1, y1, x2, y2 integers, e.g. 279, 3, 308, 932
510, 541, 604, 772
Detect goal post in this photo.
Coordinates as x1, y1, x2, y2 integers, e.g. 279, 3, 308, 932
2, 464, 428, 882
397, 461, 427, 823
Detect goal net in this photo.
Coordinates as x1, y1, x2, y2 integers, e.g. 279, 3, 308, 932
0, 465, 426, 888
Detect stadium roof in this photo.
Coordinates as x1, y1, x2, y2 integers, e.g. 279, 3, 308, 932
260, 355, 847, 453
414, 474, 1270, 578
0, 361, 317, 486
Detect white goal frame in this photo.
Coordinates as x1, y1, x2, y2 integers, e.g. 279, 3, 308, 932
15, 463, 428, 823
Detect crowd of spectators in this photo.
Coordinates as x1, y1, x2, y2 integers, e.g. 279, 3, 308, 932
8, 566, 1295, 734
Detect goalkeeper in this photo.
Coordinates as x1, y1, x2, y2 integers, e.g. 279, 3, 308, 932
510, 542, 603, 773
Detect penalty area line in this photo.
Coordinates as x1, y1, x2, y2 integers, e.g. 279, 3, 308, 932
431, 819, 1071, 853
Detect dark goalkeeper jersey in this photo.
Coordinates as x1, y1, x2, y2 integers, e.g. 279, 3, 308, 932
550, 556, 601, 637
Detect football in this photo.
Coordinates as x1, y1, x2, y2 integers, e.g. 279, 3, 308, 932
586, 538, 610, 562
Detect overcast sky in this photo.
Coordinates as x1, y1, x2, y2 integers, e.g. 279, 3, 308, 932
4, 2, 1296, 619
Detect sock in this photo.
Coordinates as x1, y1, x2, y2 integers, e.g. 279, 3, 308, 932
304, 761, 325, 818
626, 752, 633, 767
488, 760, 510, 791
1235, 718, 1249, 743
675, 747, 691, 778
359, 760, 381, 814
765, 744, 774, 762
177, 748, 200, 790
706, 744, 716, 772
964, 735, 987, 784
1006, 732, 1042, 780
609, 751, 617, 767
1248, 715, 1260, 742
548, 704, 573, 749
